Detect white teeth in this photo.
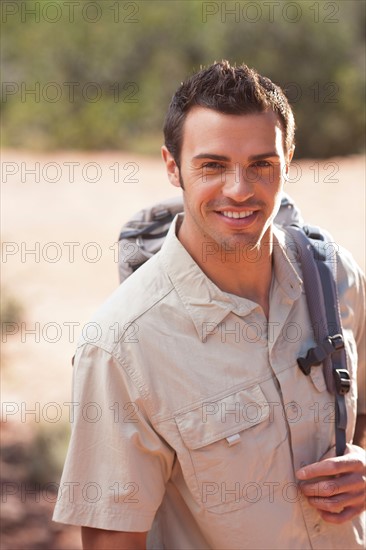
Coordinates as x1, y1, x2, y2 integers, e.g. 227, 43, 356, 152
221, 211, 254, 219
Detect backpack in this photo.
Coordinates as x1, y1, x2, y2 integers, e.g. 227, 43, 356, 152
117, 193, 350, 456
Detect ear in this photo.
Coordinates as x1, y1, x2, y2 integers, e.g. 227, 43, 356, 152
288, 145, 295, 164
284, 145, 295, 179
161, 146, 181, 188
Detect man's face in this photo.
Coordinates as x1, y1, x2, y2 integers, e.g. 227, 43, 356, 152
163, 106, 293, 258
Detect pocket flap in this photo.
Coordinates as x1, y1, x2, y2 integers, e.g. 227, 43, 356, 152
175, 384, 270, 450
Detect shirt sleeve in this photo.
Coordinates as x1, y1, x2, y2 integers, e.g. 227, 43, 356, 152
354, 266, 366, 415
337, 247, 366, 416
52, 343, 175, 532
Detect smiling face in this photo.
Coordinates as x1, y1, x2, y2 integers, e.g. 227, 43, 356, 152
162, 106, 293, 265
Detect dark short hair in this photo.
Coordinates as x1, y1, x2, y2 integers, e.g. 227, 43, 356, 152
163, 60, 295, 167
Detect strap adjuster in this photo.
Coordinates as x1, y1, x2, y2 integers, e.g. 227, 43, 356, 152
328, 334, 344, 351
334, 369, 351, 395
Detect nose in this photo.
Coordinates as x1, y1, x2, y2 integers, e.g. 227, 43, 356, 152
221, 163, 255, 202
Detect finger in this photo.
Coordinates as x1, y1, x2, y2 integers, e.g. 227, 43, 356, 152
296, 454, 365, 480
306, 490, 365, 513
299, 479, 341, 498
299, 472, 364, 497
320, 505, 365, 525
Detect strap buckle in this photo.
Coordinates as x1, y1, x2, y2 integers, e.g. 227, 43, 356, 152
297, 334, 345, 376
297, 353, 319, 376
333, 369, 351, 395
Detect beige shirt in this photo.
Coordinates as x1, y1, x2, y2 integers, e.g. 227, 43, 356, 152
53, 215, 365, 549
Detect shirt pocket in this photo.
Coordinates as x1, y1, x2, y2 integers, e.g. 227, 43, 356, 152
174, 384, 289, 514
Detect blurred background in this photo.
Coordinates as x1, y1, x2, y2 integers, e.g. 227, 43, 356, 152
1, 1, 365, 548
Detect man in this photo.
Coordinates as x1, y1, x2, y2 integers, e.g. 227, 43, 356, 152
53, 61, 365, 549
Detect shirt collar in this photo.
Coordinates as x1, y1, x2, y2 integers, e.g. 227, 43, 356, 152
159, 214, 303, 341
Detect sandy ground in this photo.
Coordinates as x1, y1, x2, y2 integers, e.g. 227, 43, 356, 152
2, 150, 365, 406
2, 151, 365, 403
1, 150, 365, 548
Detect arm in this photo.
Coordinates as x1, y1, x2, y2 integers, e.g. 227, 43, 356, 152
82, 527, 147, 550
298, 255, 366, 523
52, 346, 174, 541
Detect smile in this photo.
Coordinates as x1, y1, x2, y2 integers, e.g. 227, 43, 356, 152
220, 210, 254, 219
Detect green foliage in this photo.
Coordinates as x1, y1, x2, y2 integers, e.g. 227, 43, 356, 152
1, 0, 365, 157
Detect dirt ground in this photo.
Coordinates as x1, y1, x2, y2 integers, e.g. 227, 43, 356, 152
1, 150, 365, 549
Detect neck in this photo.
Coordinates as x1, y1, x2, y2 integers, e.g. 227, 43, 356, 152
178, 225, 274, 319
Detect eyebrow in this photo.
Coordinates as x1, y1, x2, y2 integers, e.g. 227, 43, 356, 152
193, 152, 280, 161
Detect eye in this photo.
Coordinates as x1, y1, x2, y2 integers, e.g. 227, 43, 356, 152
252, 160, 271, 168
202, 162, 224, 170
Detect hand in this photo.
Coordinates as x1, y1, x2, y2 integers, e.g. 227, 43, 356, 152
295, 444, 366, 524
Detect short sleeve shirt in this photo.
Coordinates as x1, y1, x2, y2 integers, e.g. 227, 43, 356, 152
53, 215, 366, 549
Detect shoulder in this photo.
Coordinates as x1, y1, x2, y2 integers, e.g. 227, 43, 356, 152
336, 244, 365, 294
306, 228, 365, 336
277, 223, 365, 291
335, 244, 365, 338
77, 252, 175, 352
278, 224, 365, 327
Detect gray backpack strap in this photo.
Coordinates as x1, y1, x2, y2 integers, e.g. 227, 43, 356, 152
118, 196, 183, 283
287, 226, 350, 456
274, 193, 304, 227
